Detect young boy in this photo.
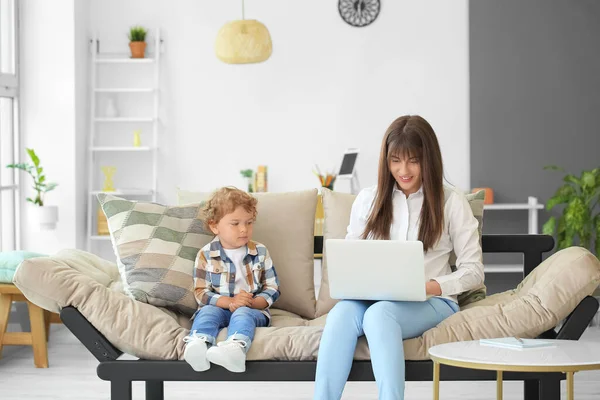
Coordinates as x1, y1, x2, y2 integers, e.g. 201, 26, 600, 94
184, 187, 280, 373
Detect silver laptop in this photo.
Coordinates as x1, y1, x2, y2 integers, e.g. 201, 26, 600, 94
325, 239, 426, 302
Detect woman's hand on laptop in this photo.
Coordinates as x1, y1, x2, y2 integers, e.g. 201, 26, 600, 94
426, 280, 442, 296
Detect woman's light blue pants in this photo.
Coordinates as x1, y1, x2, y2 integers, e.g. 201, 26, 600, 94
314, 298, 459, 400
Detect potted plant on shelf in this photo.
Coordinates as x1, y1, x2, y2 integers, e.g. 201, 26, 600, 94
6, 148, 59, 230
240, 169, 254, 193
128, 26, 147, 58
542, 165, 599, 255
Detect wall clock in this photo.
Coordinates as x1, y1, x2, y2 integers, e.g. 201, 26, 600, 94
338, 0, 381, 27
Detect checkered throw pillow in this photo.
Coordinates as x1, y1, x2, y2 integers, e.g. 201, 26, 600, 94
98, 194, 213, 316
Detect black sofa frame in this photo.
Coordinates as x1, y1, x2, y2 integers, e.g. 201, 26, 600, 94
59, 234, 599, 400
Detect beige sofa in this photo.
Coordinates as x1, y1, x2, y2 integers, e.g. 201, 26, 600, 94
12, 189, 600, 400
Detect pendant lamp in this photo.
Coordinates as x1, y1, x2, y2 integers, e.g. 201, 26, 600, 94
215, 0, 272, 64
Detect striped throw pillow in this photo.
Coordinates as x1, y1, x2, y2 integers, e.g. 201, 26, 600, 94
98, 194, 213, 316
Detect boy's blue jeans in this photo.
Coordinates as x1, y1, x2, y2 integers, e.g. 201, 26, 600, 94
189, 305, 269, 349
314, 297, 459, 400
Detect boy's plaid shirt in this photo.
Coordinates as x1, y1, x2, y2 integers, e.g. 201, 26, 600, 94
193, 237, 280, 314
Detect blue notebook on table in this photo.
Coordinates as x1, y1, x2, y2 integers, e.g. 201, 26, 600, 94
479, 337, 555, 350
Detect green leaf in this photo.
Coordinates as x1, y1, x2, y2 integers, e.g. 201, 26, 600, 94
6, 163, 33, 172
240, 169, 253, 178
26, 197, 34, 203
39, 175, 46, 184
564, 174, 581, 187
544, 165, 565, 172
546, 184, 575, 210
564, 197, 589, 232
128, 26, 147, 42
542, 217, 556, 236
26, 148, 40, 168
44, 182, 58, 192
581, 171, 596, 192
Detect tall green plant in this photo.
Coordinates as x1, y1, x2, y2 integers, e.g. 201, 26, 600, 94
128, 26, 147, 42
6, 148, 58, 206
542, 165, 600, 255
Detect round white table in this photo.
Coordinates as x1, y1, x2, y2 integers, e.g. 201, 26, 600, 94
428, 340, 600, 400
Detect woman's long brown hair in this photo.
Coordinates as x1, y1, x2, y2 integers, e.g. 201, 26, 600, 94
361, 115, 445, 251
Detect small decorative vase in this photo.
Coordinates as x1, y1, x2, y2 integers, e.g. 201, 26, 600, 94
133, 130, 142, 147
105, 97, 119, 118
129, 41, 147, 58
31, 205, 59, 230
101, 166, 117, 192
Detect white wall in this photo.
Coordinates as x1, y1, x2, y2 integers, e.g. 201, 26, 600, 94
89, 0, 470, 206
19, 0, 89, 253
20, 0, 78, 253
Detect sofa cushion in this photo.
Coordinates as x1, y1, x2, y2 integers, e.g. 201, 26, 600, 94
98, 193, 213, 316
177, 189, 319, 319
316, 188, 486, 317
0, 251, 46, 283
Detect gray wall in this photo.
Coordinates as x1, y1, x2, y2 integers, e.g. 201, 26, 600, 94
470, 1, 600, 292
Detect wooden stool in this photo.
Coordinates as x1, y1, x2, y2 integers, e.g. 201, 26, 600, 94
0, 283, 61, 368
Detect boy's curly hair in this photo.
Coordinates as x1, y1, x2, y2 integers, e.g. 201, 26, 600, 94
203, 187, 258, 229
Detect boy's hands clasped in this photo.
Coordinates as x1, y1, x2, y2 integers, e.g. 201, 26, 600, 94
228, 290, 254, 312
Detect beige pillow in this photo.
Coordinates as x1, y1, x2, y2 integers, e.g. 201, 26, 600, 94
98, 193, 214, 316
403, 246, 600, 359
177, 189, 319, 319
316, 189, 356, 317
316, 188, 486, 317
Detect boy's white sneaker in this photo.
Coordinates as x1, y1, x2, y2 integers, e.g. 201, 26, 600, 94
183, 335, 210, 372
206, 339, 247, 373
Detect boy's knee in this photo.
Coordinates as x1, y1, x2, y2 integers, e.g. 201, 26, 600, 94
231, 306, 253, 316
201, 305, 220, 313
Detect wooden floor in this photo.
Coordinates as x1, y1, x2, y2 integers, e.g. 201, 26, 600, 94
1, 323, 600, 399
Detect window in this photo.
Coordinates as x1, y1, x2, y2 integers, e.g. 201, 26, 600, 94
0, 0, 19, 251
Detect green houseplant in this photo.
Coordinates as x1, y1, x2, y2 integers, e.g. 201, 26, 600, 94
6, 148, 59, 230
128, 26, 147, 58
240, 169, 254, 193
542, 165, 600, 255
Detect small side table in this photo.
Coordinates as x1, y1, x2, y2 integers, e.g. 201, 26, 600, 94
429, 339, 600, 400
0, 283, 61, 368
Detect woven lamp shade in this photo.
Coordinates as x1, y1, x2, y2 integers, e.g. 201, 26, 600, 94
215, 19, 272, 64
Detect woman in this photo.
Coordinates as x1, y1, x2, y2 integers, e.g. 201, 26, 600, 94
314, 115, 484, 400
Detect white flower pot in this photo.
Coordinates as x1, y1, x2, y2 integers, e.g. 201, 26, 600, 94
31, 205, 59, 230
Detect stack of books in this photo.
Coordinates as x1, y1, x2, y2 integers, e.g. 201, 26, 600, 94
479, 337, 555, 350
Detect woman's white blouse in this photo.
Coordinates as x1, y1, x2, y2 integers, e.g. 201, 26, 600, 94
346, 185, 484, 304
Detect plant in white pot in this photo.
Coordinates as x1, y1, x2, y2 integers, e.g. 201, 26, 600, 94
6, 148, 59, 230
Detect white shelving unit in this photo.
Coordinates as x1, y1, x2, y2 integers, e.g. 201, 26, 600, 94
86, 30, 162, 251
484, 196, 545, 274
484, 196, 544, 234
